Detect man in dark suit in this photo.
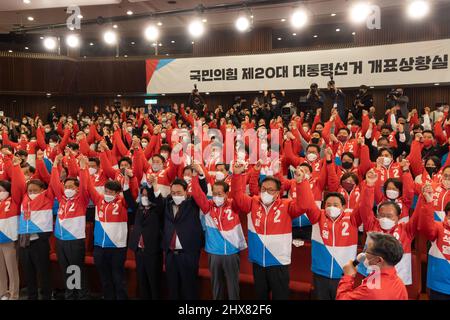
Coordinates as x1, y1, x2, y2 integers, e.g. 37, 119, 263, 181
128, 186, 164, 300
148, 175, 205, 300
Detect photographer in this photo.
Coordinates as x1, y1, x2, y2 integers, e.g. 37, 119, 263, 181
306, 83, 325, 120
326, 78, 346, 122
386, 87, 409, 118
263, 90, 286, 117
188, 84, 206, 116
351, 85, 373, 121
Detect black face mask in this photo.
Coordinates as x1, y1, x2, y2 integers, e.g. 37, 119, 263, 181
425, 166, 437, 177
342, 161, 353, 170
311, 137, 320, 144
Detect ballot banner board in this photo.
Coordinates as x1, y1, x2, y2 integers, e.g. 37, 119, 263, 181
146, 39, 450, 94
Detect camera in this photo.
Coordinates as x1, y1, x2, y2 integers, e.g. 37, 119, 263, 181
281, 102, 295, 127
387, 89, 402, 100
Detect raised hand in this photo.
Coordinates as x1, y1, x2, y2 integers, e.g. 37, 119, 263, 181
324, 147, 333, 161
36, 149, 44, 160
233, 161, 245, 175
294, 167, 305, 183
422, 183, 434, 203
366, 169, 378, 187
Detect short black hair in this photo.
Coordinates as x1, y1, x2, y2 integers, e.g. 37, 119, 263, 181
16, 149, 28, 158
422, 130, 434, 137
341, 152, 355, 161
378, 147, 393, 157
0, 180, 11, 193
338, 127, 350, 135
380, 124, 393, 132
324, 192, 346, 206
306, 144, 320, 154
160, 144, 172, 153
64, 177, 80, 187
118, 156, 132, 167
172, 178, 188, 191
67, 142, 79, 151
152, 154, 165, 162
384, 178, 402, 197
88, 157, 100, 166
1, 145, 14, 153
213, 181, 230, 193
377, 201, 401, 216
259, 176, 281, 191
299, 162, 313, 173
27, 179, 47, 190
367, 232, 404, 266
215, 162, 229, 171
105, 180, 122, 192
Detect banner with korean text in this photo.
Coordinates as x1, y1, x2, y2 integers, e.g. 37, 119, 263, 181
146, 39, 450, 94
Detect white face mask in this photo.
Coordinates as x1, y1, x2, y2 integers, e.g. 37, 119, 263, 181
213, 196, 225, 207
161, 133, 167, 139
141, 142, 148, 148
141, 196, 150, 207
325, 206, 342, 219
49, 142, 57, 148
161, 153, 169, 160
64, 189, 76, 198
172, 195, 185, 205
28, 193, 39, 200
45, 128, 51, 133
307, 153, 318, 162
215, 172, 225, 181
261, 192, 275, 206
183, 176, 192, 184
0, 191, 9, 201
304, 173, 311, 180
88, 167, 98, 175
152, 164, 162, 172
382, 156, 392, 167
386, 190, 399, 200
378, 217, 396, 230
104, 194, 116, 203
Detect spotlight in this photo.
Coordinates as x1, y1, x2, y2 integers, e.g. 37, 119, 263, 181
103, 30, 117, 45
144, 25, 159, 42
89, 42, 94, 46
290, 9, 308, 29
313, 34, 318, 38
43, 37, 57, 50
27, 16, 34, 21
25, 46, 29, 50
66, 34, 80, 48
23, 0, 31, 4
281, 18, 286, 22
113, 24, 118, 29
127, 10, 133, 16
188, 20, 205, 38
235, 16, 250, 32
336, 28, 341, 32
202, 18, 207, 23
157, 21, 163, 26
8, 50, 12, 53
407, 0, 430, 19
331, 13, 337, 17
350, 2, 371, 23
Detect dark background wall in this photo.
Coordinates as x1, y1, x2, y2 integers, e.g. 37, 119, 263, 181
0, 9, 449, 120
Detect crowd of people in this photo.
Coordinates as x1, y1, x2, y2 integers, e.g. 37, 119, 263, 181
0, 86, 449, 301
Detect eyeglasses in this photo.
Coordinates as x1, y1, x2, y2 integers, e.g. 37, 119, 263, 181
261, 187, 278, 194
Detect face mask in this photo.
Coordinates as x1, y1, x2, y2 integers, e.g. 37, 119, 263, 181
172, 195, 185, 205
141, 142, 148, 148
341, 161, 353, 170
161, 153, 169, 160
104, 194, 116, 203
306, 153, 318, 162
303, 127, 309, 133
304, 173, 311, 180
105, 121, 111, 125
0, 191, 9, 201
382, 157, 392, 167
261, 192, 275, 206
341, 180, 355, 193
162, 118, 167, 122
141, 196, 150, 207
183, 176, 192, 184
425, 166, 436, 177
271, 100, 277, 106
311, 137, 320, 144
152, 164, 162, 172
88, 167, 97, 175
28, 193, 39, 200
363, 255, 373, 270
213, 196, 225, 207
45, 128, 51, 133
161, 133, 167, 139
325, 206, 342, 219
337, 135, 348, 143
443, 179, 450, 189
215, 172, 225, 181
64, 189, 76, 198
49, 142, 57, 148
22, 120, 27, 124
378, 217, 396, 230
127, 127, 133, 133
386, 189, 399, 200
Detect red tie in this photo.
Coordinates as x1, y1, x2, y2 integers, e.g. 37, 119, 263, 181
170, 231, 177, 250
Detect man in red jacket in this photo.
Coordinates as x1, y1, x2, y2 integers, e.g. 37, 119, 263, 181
336, 232, 408, 300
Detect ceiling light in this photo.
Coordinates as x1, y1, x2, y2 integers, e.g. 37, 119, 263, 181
350, 2, 372, 23
25, 46, 29, 50
277, 37, 282, 40
39, 36, 44, 40
291, 9, 308, 29
66, 34, 80, 48
434, 83, 440, 86
113, 24, 118, 29
157, 21, 163, 26
205, 92, 210, 95
352, 31, 356, 35
235, 16, 251, 32
407, 0, 430, 19
336, 28, 341, 32
43, 37, 57, 50
188, 20, 205, 38
144, 25, 159, 42
202, 18, 207, 23
77, 15, 83, 19
313, 34, 318, 38
370, 86, 374, 89
8, 50, 12, 53
117, 94, 122, 97
89, 42, 94, 46
23, 0, 31, 4
281, 18, 286, 22
124, 55, 128, 58
46, 93, 51, 97
27, 16, 34, 21
171, 40, 175, 43
127, 10, 133, 16
331, 13, 337, 17
103, 30, 117, 45
191, 41, 195, 44
158, 43, 162, 47
292, 33, 297, 36
131, 41, 135, 45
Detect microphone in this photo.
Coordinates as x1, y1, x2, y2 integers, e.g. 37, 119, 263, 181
352, 252, 366, 267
